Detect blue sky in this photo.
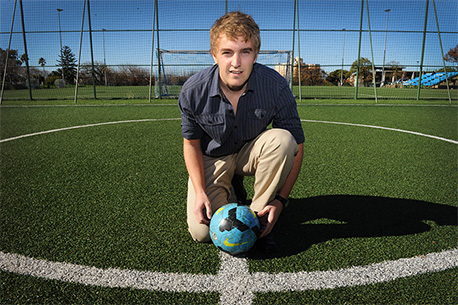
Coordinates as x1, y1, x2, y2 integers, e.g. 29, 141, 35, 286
1, 0, 457, 74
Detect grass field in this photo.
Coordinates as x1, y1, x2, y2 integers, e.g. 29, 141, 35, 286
2, 84, 458, 102
1, 99, 457, 304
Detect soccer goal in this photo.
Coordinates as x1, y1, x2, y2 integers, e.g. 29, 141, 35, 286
155, 49, 292, 98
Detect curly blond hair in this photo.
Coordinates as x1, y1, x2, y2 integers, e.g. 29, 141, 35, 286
210, 11, 260, 55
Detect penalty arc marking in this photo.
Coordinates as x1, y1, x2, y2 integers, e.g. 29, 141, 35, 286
1, 249, 457, 305
1, 118, 457, 304
301, 119, 458, 145
0, 118, 457, 145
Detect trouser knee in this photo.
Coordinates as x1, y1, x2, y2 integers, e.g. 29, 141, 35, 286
265, 128, 298, 157
188, 225, 211, 243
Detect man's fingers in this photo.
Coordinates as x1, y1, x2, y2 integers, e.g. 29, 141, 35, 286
256, 209, 267, 218
199, 214, 210, 225
206, 207, 212, 221
260, 222, 273, 238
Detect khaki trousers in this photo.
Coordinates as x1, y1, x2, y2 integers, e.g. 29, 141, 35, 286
187, 128, 299, 242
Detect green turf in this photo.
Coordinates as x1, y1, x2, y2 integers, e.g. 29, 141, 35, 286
0, 270, 220, 305
254, 268, 458, 304
1, 102, 457, 303
2, 84, 457, 103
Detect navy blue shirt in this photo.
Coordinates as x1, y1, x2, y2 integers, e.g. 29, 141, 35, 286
179, 63, 305, 157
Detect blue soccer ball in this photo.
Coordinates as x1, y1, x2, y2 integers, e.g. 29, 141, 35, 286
209, 203, 260, 255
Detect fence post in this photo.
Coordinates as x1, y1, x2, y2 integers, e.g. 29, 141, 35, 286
0, 0, 18, 104
149, 0, 157, 103
417, 0, 429, 100
87, 0, 97, 99
432, 0, 452, 104
365, 0, 378, 103
291, 0, 296, 97
74, 0, 87, 104
355, 0, 364, 99
296, 0, 302, 102
19, 0, 33, 101
155, 0, 162, 99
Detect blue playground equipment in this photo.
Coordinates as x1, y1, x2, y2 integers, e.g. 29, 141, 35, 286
403, 72, 458, 86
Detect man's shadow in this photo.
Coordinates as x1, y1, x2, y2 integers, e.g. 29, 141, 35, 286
249, 195, 457, 259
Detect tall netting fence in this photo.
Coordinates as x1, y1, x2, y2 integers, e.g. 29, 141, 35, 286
1, 0, 457, 103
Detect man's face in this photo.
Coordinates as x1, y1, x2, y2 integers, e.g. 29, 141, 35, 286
212, 34, 258, 92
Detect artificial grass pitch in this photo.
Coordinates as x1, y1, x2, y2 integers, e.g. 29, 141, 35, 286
1, 103, 457, 304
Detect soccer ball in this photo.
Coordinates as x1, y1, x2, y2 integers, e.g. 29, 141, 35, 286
209, 203, 260, 255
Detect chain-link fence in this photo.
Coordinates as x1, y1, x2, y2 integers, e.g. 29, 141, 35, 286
1, 0, 457, 103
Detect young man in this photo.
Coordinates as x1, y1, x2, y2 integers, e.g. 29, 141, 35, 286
179, 11, 305, 252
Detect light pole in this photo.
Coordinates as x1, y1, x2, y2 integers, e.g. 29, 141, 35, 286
381, 8, 390, 87
340, 28, 346, 86
57, 8, 64, 81
102, 28, 107, 86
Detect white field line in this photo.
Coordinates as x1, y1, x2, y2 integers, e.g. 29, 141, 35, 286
0, 118, 181, 143
1, 118, 456, 145
1, 249, 457, 305
1, 118, 457, 304
251, 248, 458, 292
301, 119, 458, 145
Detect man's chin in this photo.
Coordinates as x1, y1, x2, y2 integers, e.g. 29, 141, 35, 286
227, 84, 245, 91
226, 79, 249, 92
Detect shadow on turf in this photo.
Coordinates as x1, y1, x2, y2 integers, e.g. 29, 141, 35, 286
249, 195, 458, 259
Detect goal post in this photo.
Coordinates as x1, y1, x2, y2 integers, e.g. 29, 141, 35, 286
155, 49, 292, 98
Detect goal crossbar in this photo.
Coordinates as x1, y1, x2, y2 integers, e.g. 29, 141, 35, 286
155, 49, 292, 98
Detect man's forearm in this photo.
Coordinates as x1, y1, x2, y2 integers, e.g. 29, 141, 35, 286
183, 138, 206, 195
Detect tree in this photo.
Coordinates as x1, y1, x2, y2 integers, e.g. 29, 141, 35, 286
79, 61, 108, 85
350, 57, 373, 86
301, 65, 327, 86
0, 48, 24, 86
385, 61, 405, 83
38, 57, 46, 68
109, 66, 149, 86
56, 46, 77, 84
326, 69, 350, 86
292, 59, 327, 86
444, 44, 458, 65
20, 53, 29, 64
38, 57, 46, 76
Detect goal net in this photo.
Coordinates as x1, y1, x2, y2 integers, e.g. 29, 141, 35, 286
155, 49, 292, 98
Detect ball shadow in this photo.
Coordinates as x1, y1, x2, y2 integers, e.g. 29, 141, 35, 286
249, 195, 457, 259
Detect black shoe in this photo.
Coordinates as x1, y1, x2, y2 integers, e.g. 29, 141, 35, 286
255, 232, 278, 253
231, 174, 247, 205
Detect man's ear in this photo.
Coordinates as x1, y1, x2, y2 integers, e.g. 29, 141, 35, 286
212, 52, 217, 64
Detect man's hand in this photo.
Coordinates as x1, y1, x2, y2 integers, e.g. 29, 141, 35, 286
256, 199, 283, 238
194, 191, 212, 225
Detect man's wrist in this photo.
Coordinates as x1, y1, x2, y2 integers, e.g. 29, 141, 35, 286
274, 194, 289, 208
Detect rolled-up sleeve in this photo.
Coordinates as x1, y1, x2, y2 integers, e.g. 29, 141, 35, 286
179, 88, 203, 140
273, 87, 305, 144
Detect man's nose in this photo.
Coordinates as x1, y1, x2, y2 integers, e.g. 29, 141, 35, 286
231, 53, 241, 68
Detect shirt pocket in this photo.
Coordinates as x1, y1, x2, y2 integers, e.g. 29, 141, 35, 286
196, 113, 227, 144
244, 107, 276, 139
248, 108, 276, 120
